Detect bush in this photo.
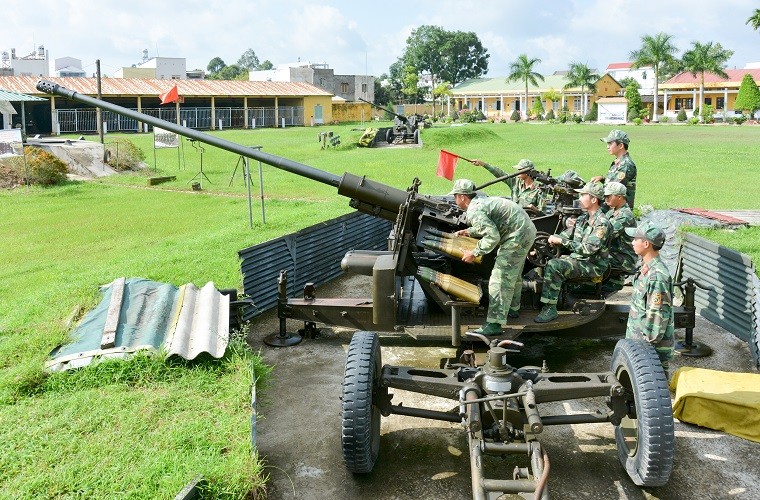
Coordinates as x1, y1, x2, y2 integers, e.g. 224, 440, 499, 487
687, 117, 700, 125
510, 110, 521, 122
700, 104, 715, 124
628, 108, 639, 121
734, 114, 747, 125
499, 118, 507, 123
459, 110, 478, 123
677, 108, 687, 122
584, 102, 598, 122
572, 113, 582, 123
633, 117, 643, 126
105, 138, 146, 171
450, 110, 459, 121
545, 109, 555, 120
659, 116, 669, 123
0, 146, 69, 186
475, 110, 486, 121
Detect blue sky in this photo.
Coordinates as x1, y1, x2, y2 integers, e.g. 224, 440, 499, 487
3, 0, 759, 79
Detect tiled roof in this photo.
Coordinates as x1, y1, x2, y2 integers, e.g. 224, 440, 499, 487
0, 76, 333, 98
607, 62, 633, 70
661, 69, 760, 87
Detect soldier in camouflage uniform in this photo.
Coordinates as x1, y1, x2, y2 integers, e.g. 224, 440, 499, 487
471, 158, 547, 212
624, 221, 674, 372
602, 181, 637, 293
535, 181, 611, 323
592, 130, 637, 209
449, 179, 537, 336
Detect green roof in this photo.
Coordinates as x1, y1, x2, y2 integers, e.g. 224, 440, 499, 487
0, 88, 47, 102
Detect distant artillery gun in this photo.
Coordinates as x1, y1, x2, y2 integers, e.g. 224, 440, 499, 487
358, 98, 427, 145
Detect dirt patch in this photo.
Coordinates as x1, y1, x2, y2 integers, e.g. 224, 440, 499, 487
0, 162, 24, 189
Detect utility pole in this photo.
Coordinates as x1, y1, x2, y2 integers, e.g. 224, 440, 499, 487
96, 59, 105, 150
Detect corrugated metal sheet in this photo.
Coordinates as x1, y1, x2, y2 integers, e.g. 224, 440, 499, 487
238, 212, 392, 320
46, 278, 229, 372
678, 232, 757, 343
752, 274, 760, 370
0, 76, 332, 98
0, 88, 47, 101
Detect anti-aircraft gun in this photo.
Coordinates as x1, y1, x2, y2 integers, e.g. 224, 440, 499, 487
359, 97, 425, 144
38, 80, 682, 498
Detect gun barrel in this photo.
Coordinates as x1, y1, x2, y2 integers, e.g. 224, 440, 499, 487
36, 80, 340, 188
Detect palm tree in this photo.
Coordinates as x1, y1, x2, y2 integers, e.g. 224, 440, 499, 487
563, 63, 599, 116
681, 41, 734, 120
747, 8, 760, 30
507, 54, 544, 119
629, 33, 678, 121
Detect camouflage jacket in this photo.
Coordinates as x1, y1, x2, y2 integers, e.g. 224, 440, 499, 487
626, 255, 674, 357
607, 204, 637, 271
556, 211, 610, 268
466, 197, 536, 257
482, 163, 546, 211
605, 153, 637, 207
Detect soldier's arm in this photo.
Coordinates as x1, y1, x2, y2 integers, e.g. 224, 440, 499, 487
641, 278, 673, 343
482, 163, 516, 190
468, 213, 500, 256
563, 221, 608, 256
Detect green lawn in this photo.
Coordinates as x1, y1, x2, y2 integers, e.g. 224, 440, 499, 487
1, 120, 758, 498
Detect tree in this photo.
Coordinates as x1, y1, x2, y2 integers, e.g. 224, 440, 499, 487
625, 81, 644, 121
237, 49, 261, 71
401, 65, 421, 106
681, 41, 734, 121
617, 76, 639, 89
530, 93, 545, 119
507, 54, 544, 119
432, 82, 453, 117
629, 32, 678, 121
259, 60, 274, 70
747, 8, 760, 30
207, 57, 226, 74
734, 73, 760, 116
563, 62, 599, 116
374, 77, 393, 106
543, 88, 562, 116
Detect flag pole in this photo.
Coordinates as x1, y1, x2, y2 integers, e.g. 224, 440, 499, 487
441, 149, 475, 163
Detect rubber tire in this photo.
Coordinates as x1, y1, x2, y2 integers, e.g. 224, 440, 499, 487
413, 128, 420, 144
611, 339, 675, 486
341, 331, 382, 473
386, 129, 394, 144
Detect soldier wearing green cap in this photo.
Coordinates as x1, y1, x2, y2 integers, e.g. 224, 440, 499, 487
624, 221, 673, 372
470, 158, 547, 213
449, 178, 537, 336
602, 181, 637, 293
535, 181, 611, 323
592, 129, 637, 209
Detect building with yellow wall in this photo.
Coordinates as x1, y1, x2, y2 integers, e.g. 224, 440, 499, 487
659, 69, 760, 119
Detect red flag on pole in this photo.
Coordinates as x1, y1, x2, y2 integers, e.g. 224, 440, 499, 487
436, 150, 460, 180
159, 85, 179, 105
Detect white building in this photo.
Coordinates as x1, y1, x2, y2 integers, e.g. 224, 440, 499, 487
250, 61, 374, 102
115, 52, 187, 79
54, 57, 86, 78
605, 62, 654, 95
5, 46, 49, 77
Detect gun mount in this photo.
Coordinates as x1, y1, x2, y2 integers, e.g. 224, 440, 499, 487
359, 98, 426, 145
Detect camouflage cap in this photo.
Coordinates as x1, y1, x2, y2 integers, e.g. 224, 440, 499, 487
604, 181, 627, 196
601, 129, 630, 144
448, 178, 477, 196
512, 158, 535, 170
574, 181, 605, 200
625, 221, 666, 247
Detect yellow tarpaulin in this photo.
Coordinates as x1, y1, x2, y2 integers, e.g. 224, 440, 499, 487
670, 367, 760, 443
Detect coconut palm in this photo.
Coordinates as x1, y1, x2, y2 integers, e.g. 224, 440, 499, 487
563, 63, 599, 116
629, 33, 678, 121
747, 9, 760, 30
507, 54, 544, 119
681, 41, 734, 120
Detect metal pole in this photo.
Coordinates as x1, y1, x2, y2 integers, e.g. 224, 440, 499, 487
96, 60, 104, 150
244, 157, 253, 229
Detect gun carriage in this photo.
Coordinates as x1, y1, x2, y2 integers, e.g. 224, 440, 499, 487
359, 98, 426, 144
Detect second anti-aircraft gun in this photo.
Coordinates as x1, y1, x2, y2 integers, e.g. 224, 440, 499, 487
359, 97, 426, 144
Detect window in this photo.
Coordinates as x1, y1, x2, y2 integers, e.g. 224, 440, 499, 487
319, 78, 325, 86
704, 97, 712, 106
573, 97, 581, 111
674, 97, 693, 110
361, 83, 367, 93
717, 97, 725, 109
495, 100, 501, 111
341, 82, 349, 93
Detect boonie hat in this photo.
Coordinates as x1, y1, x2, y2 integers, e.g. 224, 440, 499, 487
448, 178, 477, 196
512, 158, 534, 170
604, 181, 627, 196
625, 221, 666, 247
574, 181, 605, 200
601, 129, 630, 144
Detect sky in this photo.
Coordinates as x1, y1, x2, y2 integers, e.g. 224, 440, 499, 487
3, 0, 759, 80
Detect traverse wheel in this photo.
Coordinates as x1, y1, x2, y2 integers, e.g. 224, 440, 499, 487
527, 231, 561, 267
341, 331, 382, 473
611, 339, 675, 486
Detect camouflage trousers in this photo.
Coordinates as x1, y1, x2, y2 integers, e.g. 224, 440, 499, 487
487, 229, 536, 325
625, 331, 674, 370
540, 256, 606, 305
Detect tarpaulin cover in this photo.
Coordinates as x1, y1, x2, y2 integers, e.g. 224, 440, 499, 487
670, 367, 760, 443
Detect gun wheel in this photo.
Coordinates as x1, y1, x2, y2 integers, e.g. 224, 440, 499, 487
611, 339, 674, 486
527, 231, 560, 267
341, 331, 382, 473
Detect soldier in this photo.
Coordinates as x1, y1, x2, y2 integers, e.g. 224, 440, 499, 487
591, 129, 637, 209
471, 158, 546, 213
449, 179, 537, 336
624, 221, 674, 372
602, 181, 637, 293
535, 181, 610, 323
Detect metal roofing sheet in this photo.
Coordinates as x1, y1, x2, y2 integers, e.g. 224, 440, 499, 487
0, 76, 332, 98
451, 74, 597, 94
0, 88, 47, 101
46, 277, 230, 372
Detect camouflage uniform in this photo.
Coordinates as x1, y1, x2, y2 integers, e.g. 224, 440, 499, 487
626, 254, 674, 369
466, 196, 537, 325
604, 152, 637, 208
482, 162, 546, 212
604, 203, 637, 291
540, 188, 611, 305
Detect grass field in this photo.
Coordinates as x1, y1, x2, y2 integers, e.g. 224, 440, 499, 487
1, 120, 758, 498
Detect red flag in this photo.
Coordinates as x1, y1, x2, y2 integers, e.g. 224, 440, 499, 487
436, 150, 459, 180
159, 85, 179, 105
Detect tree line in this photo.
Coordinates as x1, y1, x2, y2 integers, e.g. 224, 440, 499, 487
206, 48, 274, 80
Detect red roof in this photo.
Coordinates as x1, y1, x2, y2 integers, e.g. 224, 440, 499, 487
0, 76, 333, 98
663, 69, 760, 85
607, 62, 633, 70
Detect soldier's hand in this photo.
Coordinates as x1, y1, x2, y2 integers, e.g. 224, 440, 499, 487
547, 235, 562, 246
455, 229, 470, 237
462, 250, 476, 263
590, 175, 604, 183
471, 159, 485, 167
